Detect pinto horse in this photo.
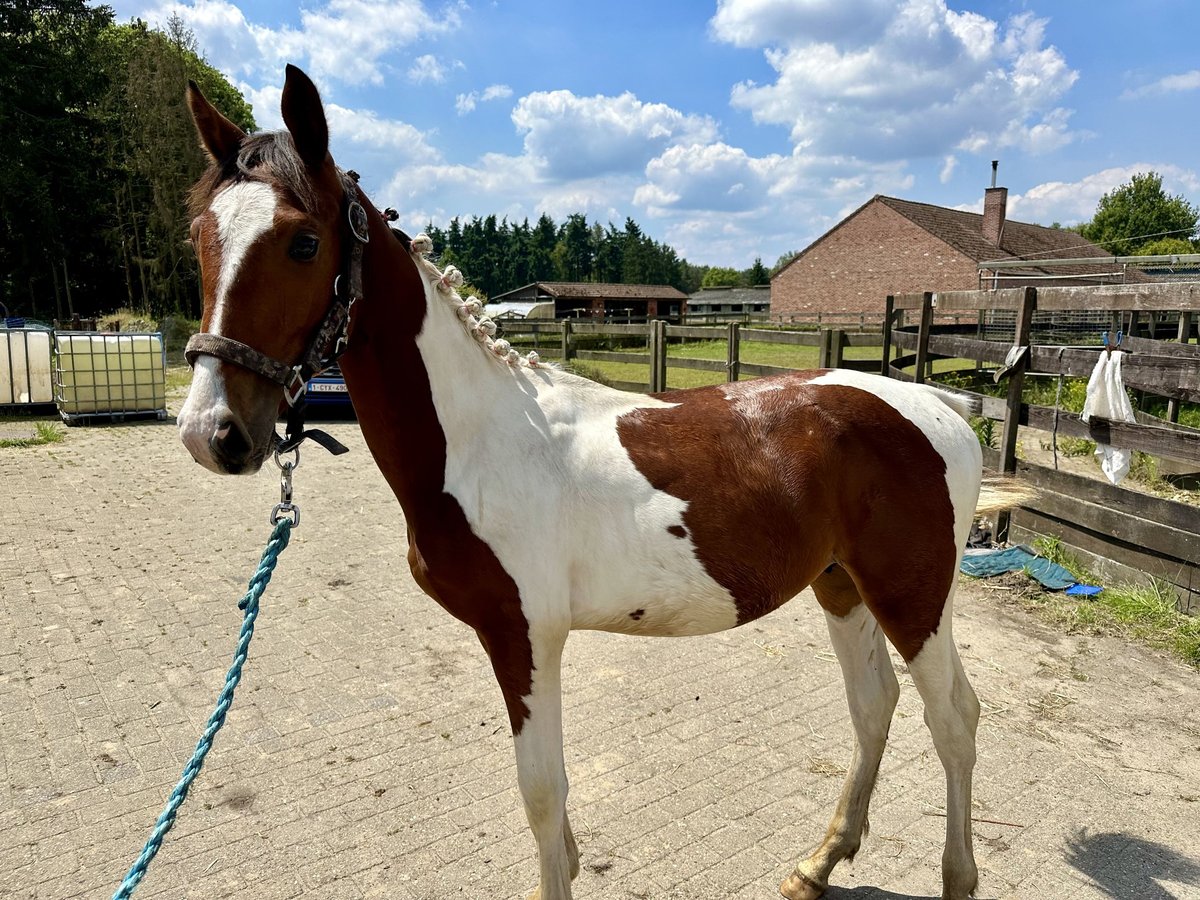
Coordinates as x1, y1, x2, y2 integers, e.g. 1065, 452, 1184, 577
180, 66, 1023, 900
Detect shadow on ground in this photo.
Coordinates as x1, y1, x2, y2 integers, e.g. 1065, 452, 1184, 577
1066, 829, 1200, 899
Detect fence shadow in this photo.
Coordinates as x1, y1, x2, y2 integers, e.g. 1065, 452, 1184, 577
1065, 828, 1200, 899
825, 888, 939, 900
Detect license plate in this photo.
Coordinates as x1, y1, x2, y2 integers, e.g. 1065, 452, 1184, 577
309, 382, 347, 393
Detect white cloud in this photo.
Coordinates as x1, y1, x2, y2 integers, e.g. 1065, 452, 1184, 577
1122, 70, 1200, 100
149, 0, 462, 87
1006, 164, 1200, 226
481, 84, 513, 102
512, 90, 719, 180
940, 154, 957, 184
407, 54, 462, 84
455, 84, 513, 116
714, 0, 1079, 160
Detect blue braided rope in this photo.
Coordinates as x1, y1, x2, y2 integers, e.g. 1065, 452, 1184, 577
113, 517, 293, 900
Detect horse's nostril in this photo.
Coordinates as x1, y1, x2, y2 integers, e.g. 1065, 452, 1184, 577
210, 418, 252, 468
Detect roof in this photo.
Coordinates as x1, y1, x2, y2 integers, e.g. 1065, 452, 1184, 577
877, 196, 1125, 278
776, 194, 1149, 281
492, 282, 689, 302
482, 301, 555, 319
687, 285, 771, 306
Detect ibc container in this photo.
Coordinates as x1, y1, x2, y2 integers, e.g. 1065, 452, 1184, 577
0, 328, 55, 407
54, 332, 167, 422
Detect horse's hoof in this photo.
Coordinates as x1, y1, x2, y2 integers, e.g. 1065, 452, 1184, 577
780, 870, 825, 900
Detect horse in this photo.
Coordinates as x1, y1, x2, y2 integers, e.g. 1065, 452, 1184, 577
179, 65, 1027, 900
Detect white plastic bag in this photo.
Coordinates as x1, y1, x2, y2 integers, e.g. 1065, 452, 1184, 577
1081, 350, 1136, 485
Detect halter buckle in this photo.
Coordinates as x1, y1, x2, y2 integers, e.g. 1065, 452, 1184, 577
283, 366, 307, 407
348, 200, 370, 244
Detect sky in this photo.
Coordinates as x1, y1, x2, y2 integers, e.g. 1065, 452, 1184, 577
107, 0, 1200, 269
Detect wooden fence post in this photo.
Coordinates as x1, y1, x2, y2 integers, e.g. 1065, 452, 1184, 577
996, 286, 1037, 542
880, 295, 895, 377
817, 328, 831, 369
1168, 311, 1193, 423
914, 292, 934, 384
830, 328, 845, 368
560, 320, 572, 362
649, 319, 667, 393
726, 322, 740, 383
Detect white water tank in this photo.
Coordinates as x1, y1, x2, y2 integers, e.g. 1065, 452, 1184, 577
0, 329, 54, 405
54, 333, 166, 415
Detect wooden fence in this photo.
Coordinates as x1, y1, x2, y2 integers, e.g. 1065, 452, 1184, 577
498, 319, 882, 393
884, 284, 1199, 611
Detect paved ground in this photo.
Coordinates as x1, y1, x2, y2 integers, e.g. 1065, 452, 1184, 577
2, 413, 1199, 900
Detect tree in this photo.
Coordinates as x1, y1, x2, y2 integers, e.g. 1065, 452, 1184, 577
1133, 237, 1197, 256
1080, 172, 1198, 255
744, 257, 769, 285
772, 250, 799, 275
701, 266, 742, 288
0, 0, 115, 318
0, 7, 255, 319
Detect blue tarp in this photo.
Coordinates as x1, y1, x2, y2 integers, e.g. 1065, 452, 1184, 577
960, 544, 1098, 592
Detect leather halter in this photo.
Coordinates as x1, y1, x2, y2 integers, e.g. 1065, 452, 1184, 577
184, 170, 370, 455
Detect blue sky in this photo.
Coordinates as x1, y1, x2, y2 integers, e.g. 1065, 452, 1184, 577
110, 0, 1200, 269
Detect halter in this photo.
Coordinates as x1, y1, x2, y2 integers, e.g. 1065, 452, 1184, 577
184, 170, 370, 456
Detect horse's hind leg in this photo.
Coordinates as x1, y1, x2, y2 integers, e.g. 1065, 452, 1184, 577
905, 600, 980, 899
782, 566, 900, 900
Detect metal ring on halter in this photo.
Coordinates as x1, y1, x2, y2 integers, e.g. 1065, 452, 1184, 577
274, 446, 301, 472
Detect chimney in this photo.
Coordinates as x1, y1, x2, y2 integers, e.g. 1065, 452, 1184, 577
982, 160, 1007, 246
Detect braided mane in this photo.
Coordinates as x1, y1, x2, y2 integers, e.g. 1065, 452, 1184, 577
407, 233, 544, 370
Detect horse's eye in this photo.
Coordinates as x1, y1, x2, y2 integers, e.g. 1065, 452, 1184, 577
289, 233, 320, 261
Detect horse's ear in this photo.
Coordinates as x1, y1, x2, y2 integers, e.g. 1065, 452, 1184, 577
281, 64, 329, 169
187, 80, 245, 163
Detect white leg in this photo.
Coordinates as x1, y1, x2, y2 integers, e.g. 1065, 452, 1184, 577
485, 629, 577, 900
783, 599, 899, 900
907, 600, 980, 900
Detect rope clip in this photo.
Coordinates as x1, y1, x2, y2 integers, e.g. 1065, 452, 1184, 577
271, 447, 301, 527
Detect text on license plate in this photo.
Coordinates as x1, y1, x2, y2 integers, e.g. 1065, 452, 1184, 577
310, 382, 347, 393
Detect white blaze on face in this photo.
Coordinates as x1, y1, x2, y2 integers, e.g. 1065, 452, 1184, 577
178, 180, 278, 470
209, 181, 278, 331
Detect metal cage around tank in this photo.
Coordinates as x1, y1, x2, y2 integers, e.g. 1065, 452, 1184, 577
53, 331, 168, 426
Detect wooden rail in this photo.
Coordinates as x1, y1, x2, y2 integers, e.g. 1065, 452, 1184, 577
889, 285, 1199, 611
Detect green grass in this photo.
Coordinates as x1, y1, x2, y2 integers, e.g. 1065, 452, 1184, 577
0, 421, 65, 449
1027, 535, 1200, 667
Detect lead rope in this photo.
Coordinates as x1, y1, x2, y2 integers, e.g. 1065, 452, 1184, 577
112, 450, 301, 899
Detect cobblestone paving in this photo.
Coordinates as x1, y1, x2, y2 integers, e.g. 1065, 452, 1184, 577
3, 417, 1199, 899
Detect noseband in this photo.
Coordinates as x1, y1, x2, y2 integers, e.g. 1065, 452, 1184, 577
184, 170, 370, 455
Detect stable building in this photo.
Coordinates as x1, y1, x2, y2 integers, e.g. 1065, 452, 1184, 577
489, 282, 689, 322
686, 285, 771, 321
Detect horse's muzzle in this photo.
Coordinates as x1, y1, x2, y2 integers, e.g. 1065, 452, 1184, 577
208, 419, 255, 474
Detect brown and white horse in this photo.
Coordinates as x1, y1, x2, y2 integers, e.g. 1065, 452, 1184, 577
180, 65, 1021, 900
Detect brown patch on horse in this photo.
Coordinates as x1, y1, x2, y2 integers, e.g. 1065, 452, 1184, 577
812, 564, 863, 619
618, 376, 956, 660
667, 525, 687, 538
339, 204, 535, 733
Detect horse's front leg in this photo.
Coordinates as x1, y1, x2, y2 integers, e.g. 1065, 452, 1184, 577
479, 624, 577, 900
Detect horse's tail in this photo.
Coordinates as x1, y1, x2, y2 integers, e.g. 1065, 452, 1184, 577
924, 385, 982, 421
976, 476, 1038, 515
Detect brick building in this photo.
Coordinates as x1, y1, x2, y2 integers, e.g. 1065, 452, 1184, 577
771, 185, 1122, 320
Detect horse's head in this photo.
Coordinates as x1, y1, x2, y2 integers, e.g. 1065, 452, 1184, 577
179, 65, 359, 474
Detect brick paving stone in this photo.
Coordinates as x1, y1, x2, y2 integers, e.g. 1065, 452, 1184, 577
3, 417, 1199, 899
